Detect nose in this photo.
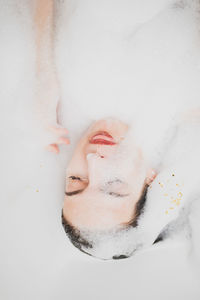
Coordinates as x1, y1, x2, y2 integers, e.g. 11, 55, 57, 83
87, 153, 104, 187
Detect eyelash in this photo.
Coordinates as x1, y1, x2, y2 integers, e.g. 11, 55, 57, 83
108, 192, 122, 197
108, 192, 129, 198
69, 176, 81, 180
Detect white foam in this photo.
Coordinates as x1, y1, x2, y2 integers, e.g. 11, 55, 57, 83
1, 0, 200, 299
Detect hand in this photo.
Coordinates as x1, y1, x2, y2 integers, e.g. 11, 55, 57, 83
46, 125, 70, 154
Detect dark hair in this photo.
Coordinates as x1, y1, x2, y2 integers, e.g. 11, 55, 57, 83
61, 184, 149, 259
61, 212, 93, 252
128, 183, 148, 227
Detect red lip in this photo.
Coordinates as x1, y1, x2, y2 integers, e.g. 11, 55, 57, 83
89, 131, 116, 145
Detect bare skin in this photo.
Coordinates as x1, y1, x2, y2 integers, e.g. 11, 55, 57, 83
35, 3, 200, 232
62, 111, 200, 231
63, 118, 157, 230
35, 0, 69, 152
34, 7, 157, 228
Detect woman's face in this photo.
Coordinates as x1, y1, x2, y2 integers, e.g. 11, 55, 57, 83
63, 119, 156, 230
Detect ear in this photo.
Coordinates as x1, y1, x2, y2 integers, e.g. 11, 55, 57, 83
146, 169, 157, 185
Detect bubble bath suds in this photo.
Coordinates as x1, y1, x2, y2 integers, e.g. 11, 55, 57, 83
1, 1, 200, 299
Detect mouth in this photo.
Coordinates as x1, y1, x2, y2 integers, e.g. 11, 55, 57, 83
89, 131, 116, 145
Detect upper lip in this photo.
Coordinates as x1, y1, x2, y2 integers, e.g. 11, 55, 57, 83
89, 131, 116, 145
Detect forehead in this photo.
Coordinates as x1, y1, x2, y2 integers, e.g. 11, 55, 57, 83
63, 190, 135, 230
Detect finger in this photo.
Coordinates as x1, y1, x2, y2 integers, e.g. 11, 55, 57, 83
46, 144, 59, 154
56, 137, 70, 145
48, 126, 68, 135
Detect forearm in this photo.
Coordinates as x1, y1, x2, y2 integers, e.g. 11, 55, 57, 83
35, 0, 54, 74
34, 0, 59, 127
34, 1, 69, 152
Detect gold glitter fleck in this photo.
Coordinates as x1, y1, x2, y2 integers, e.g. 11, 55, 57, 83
178, 192, 183, 198
36, 189, 39, 192
176, 184, 179, 187
165, 210, 169, 214
164, 193, 168, 196
172, 174, 175, 177
170, 207, 174, 210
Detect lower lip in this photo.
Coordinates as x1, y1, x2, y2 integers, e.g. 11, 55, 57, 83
89, 131, 116, 145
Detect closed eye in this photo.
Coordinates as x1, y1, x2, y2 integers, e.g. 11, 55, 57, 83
100, 179, 130, 198
65, 177, 129, 198
68, 176, 88, 182
69, 176, 81, 180
107, 191, 130, 198
66, 175, 88, 196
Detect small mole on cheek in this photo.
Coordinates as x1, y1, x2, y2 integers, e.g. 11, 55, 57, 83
100, 156, 104, 158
